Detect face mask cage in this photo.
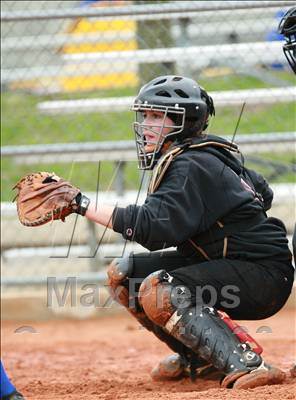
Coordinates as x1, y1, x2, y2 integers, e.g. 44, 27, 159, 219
132, 103, 185, 169
283, 34, 296, 73
279, 9, 296, 73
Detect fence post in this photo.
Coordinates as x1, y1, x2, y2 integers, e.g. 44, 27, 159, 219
136, 0, 175, 84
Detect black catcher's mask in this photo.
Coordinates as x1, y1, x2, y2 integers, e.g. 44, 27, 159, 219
279, 7, 296, 73
132, 75, 215, 169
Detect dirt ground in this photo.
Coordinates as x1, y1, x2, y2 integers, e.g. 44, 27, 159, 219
1, 308, 296, 400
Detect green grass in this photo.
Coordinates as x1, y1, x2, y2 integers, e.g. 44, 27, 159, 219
1, 72, 296, 201
210, 102, 295, 135
198, 75, 271, 91
198, 70, 296, 90
2, 92, 295, 146
244, 152, 295, 184
1, 92, 134, 145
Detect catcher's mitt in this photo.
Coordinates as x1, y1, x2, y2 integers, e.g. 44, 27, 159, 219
13, 172, 81, 226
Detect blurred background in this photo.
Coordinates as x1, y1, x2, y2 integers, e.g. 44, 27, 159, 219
1, 0, 295, 320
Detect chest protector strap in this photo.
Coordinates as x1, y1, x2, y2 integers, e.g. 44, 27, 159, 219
148, 138, 239, 194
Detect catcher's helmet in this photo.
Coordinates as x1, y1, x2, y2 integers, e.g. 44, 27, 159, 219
278, 7, 296, 73
132, 75, 215, 169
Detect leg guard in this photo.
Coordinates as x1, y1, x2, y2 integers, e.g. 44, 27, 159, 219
107, 255, 192, 350
139, 270, 285, 388
107, 254, 152, 330
107, 257, 206, 377
166, 306, 262, 374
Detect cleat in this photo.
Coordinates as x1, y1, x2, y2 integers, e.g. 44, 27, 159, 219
151, 353, 186, 381
151, 353, 223, 381
221, 362, 286, 389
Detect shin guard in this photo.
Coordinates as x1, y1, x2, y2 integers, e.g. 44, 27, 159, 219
165, 306, 262, 375
139, 270, 262, 377
107, 258, 201, 366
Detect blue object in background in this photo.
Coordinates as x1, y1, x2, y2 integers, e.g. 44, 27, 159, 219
266, 10, 287, 69
266, 10, 286, 42
0, 361, 16, 398
80, 0, 103, 6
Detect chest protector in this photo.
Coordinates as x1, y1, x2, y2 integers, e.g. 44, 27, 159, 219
148, 135, 266, 260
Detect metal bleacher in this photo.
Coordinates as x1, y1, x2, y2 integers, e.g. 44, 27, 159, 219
2, 1, 293, 92
38, 87, 296, 115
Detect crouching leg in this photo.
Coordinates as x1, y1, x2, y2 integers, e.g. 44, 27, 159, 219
139, 270, 286, 389
107, 256, 213, 380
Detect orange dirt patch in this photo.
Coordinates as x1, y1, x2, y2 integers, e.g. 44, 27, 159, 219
1, 309, 296, 399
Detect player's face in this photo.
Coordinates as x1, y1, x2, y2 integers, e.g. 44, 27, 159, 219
141, 110, 174, 152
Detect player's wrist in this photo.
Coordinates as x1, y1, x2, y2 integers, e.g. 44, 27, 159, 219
73, 193, 90, 216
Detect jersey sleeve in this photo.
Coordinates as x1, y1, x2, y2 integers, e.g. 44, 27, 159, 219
112, 161, 205, 251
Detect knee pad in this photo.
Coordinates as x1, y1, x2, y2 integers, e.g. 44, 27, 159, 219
139, 269, 192, 327
107, 253, 134, 308
107, 253, 134, 288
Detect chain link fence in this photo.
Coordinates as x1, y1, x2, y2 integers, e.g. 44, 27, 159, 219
1, 1, 295, 285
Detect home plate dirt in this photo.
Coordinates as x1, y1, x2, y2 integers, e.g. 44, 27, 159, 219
2, 309, 295, 400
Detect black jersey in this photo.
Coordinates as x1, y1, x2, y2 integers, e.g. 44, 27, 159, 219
112, 136, 292, 264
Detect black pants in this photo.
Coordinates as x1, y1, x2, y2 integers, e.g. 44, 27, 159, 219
128, 250, 294, 320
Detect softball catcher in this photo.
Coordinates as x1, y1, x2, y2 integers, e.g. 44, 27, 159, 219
14, 75, 294, 389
